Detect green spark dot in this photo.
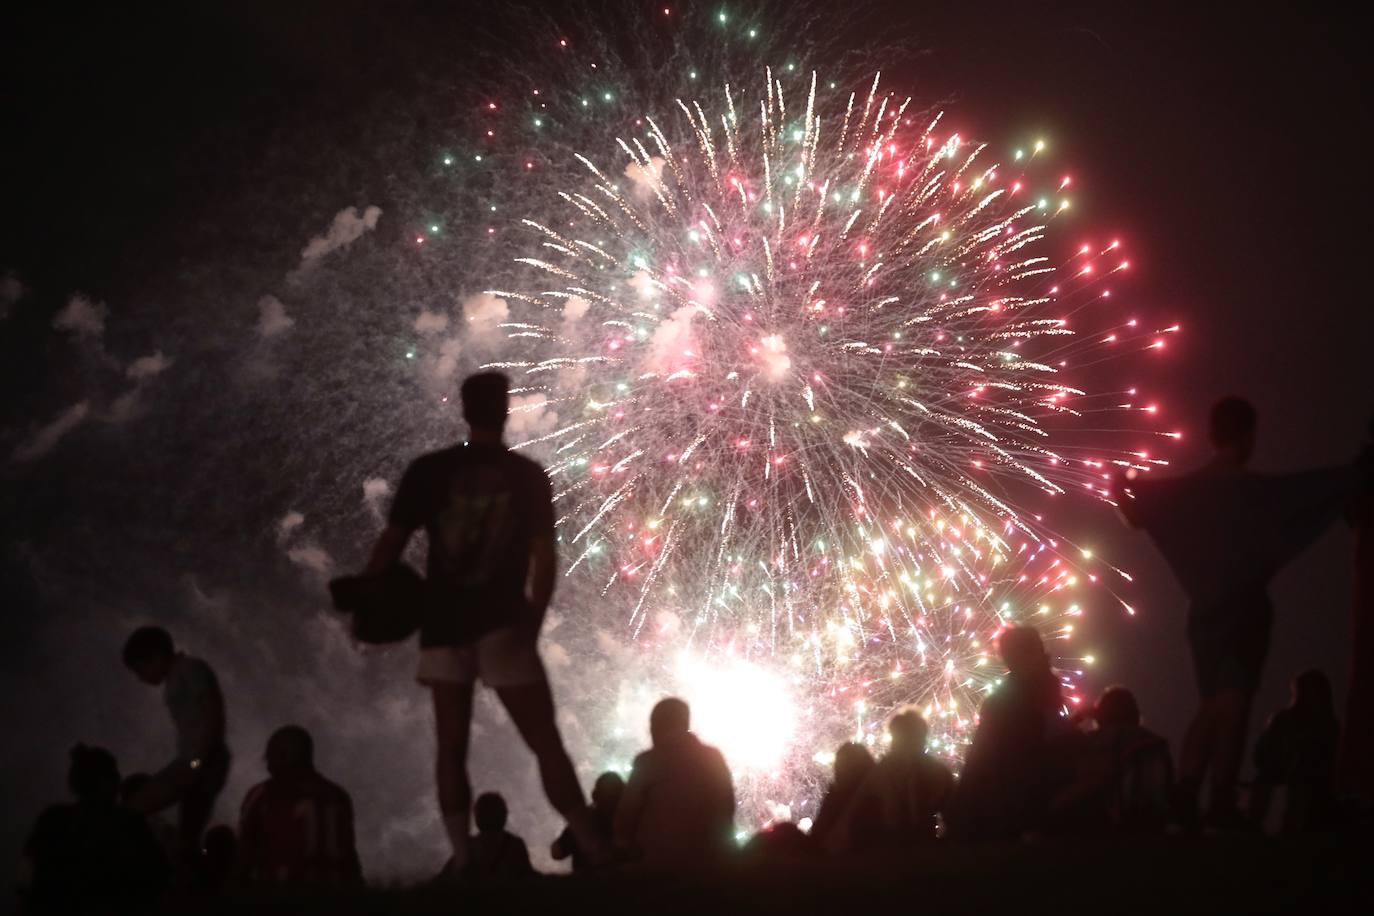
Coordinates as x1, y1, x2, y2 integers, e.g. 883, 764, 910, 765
442, 156, 453, 165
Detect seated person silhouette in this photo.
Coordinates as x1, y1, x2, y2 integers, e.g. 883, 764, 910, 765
238, 725, 362, 886
843, 710, 954, 849
1083, 686, 1174, 832
1249, 669, 1341, 833
464, 792, 535, 879
809, 741, 875, 853
952, 625, 1069, 840
614, 698, 736, 867
20, 745, 168, 914
552, 771, 623, 873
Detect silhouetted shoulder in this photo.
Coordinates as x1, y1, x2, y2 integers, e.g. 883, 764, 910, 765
505, 449, 552, 486
316, 775, 353, 808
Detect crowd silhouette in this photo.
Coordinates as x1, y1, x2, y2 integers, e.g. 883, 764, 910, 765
17, 377, 1372, 913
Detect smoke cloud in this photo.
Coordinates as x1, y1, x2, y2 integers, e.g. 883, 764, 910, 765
11, 401, 90, 462
256, 295, 295, 338
53, 294, 107, 340
362, 477, 391, 522
298, 205, 382, 265
413, 310, 449, 335
624, 155, 666, 200
126, 351, 173, 381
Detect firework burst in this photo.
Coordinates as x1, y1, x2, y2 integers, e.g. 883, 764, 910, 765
485, 68, 1169, 825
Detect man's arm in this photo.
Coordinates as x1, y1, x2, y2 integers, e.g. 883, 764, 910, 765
527, 534, 556, 628
526, 466, 559, 627
367, 458, 424, 574
365, 526, 413, 575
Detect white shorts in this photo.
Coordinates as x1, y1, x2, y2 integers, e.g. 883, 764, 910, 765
416, 627, 546, 688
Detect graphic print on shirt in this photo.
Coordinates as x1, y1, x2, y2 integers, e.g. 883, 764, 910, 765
435, 465, 518, 589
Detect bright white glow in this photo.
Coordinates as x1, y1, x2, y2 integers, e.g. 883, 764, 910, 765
674, 653, 796, 771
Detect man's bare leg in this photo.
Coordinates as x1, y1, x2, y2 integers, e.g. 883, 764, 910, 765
432, 683, 475, 867
496, 680, 603, 857
1208, 688, 1253, 816
1175, 699, 1220, 826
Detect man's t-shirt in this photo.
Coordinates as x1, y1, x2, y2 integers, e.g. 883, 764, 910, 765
389, 442, 555, 647
1126, 465, 1356, 614
164, 654, 225, 762
238, 772, 361, 886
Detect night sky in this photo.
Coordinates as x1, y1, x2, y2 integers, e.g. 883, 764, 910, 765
2, 0, 1369, 878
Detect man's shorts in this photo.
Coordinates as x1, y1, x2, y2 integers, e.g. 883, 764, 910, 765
416, 627, 546, 688
1188, 596, 1274, 698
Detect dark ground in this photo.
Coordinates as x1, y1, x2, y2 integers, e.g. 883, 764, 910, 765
201, 836, 1370, 914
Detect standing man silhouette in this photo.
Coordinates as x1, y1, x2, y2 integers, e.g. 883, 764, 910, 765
366, 371, 601, 871
1114, 396, 1359, 827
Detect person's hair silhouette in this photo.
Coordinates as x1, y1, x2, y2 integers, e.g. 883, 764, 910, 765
462, 372, 510, 430
122, 626, 175, 683
474, 792, 509, 834
265, 725, 313, 778
650, 697, 691, 745
1095, 685, 1141, 729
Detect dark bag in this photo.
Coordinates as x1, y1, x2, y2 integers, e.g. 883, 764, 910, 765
328, 564, 424, 644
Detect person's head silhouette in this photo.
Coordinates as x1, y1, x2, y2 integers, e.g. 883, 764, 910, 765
265, 725, 314, 779
473, 792, 509, 835
649, 697, 691, 747
832, 741, 875, 788
462, 372, 510, 438
122, 626, 176, 685
1093, 685, 1141, 729
202, 824, 238, 884
1292, 668, 1335, 718
591, 771, 625, 812
997, 625, 1048, 678
888, 709, 930, 755
1209, 396, 1257, 466
69, 744, 120, 805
